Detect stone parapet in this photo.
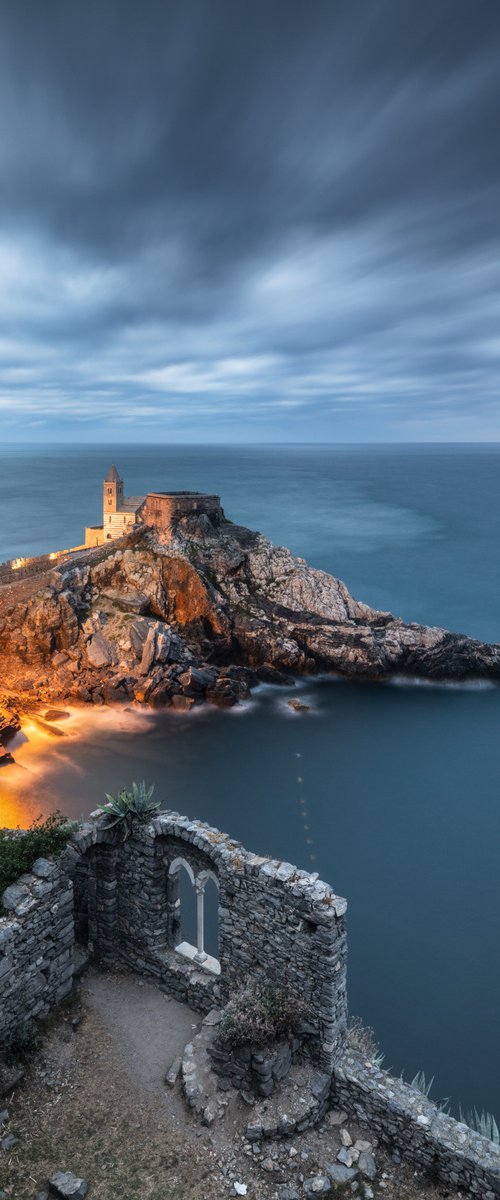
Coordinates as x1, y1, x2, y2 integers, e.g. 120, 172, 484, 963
332, 1051, 500, 1199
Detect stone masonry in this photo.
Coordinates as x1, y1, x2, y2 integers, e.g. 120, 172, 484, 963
0, 858, 74, 1038
332, 1052, 500, 1199
60, 810, 348, 1072
1, 811, 499, 1197
142, 491, 223, 540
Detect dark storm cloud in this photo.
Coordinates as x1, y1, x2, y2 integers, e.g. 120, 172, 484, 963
1, 0, 500, 441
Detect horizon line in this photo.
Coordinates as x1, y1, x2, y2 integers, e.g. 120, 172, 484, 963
2, 439, 500, 449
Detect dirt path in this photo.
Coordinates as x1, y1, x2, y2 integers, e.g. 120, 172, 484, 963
2, 971, 462, 1200
84, 970, 201, 1094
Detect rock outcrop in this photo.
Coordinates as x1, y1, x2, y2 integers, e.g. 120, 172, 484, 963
1, 507, 499, 728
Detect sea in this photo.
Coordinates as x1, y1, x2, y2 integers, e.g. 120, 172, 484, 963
0, 443, 499, 1121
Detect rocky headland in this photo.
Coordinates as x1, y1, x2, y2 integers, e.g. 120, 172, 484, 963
1, 506, 500, 740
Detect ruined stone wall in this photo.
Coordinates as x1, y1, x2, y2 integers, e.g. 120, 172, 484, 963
0, 550, 72, 585
332, 1052, 500, 1199
1, 813, 499, 1196
61, 810, 348, 1071
0, 538, 138, 616
0, 859, 74, 1039
143, 492, 222, 539
0, 540, 117, 588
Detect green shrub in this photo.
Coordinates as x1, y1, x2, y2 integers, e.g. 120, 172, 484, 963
2, 1020, 40, 1064
97, 780, 160, 841
218, 980, 306, 1049
0, 811, 72, 900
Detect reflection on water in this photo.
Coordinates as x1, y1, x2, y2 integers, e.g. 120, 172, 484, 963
0, 705, 158, 822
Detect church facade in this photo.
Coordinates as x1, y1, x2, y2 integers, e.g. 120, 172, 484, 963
84, 464, 145, 546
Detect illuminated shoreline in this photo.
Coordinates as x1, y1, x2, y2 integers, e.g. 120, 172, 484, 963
0, 703, 157, 828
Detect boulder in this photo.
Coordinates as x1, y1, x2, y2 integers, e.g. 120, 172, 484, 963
48, 1172, 89, 1199
86, 632, 114, 668
358, 1150, 377, 1180
326, 1162, 357, 1184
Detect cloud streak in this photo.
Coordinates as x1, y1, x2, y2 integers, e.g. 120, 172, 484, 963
0, 0, 499, 442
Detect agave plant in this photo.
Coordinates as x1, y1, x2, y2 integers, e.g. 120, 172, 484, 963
410, 1070, 434, 1098
459, 1107, 500, 1145
97, 781, 160, 840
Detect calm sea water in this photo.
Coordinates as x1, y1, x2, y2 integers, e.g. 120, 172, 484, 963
0, 443, 499, 1119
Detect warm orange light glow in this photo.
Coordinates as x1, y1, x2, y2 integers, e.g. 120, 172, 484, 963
0, 794, 33, 829
0, 704, 155, 826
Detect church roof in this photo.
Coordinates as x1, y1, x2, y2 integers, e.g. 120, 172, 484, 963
104, 464, 123, 483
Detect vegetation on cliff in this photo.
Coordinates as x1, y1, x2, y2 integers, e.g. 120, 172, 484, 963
0, 812, 71, 898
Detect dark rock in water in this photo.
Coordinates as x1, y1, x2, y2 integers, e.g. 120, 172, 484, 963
43, 709, 71, 721
178, 665, 217, 694
30, 715, 66, 737
171, 694, 196, 711
48, 1173, 89, 1199
0, 748, 14, 766
255, 665, 292, 685
0, 705, 20, 744
287, 699, 310, 712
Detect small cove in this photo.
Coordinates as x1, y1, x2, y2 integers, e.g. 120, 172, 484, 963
1, 443, 499, 1120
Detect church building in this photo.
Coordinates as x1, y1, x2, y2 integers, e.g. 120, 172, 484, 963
84, 465, 145, 546
84, 465, 222, 547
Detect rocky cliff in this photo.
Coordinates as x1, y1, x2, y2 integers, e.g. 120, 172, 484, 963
1, 508, 499, 731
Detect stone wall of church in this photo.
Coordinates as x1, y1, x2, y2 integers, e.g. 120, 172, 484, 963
142, 492, 222, 539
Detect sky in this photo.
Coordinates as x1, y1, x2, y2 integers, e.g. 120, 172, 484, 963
1, 0, 500, 444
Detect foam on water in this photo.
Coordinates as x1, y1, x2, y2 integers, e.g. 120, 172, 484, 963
389, 675, 497, 691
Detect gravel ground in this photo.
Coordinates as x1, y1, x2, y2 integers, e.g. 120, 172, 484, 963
1, 969, 467, 1200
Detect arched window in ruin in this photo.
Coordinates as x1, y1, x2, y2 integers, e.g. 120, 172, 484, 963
167, 857, 220, 975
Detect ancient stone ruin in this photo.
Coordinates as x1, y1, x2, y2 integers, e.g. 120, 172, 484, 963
66, 809, 348, 1072
0, 811, 499, 1198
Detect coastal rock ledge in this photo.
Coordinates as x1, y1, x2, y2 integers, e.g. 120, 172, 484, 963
1, 508, 499, 719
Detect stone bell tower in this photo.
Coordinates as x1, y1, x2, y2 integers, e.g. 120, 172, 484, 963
103, 464, 123, 521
